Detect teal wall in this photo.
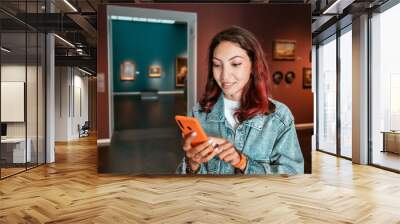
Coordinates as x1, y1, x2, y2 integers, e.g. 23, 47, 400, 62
112, 20, 187, 92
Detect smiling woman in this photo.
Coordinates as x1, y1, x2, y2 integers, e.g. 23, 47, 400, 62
177, 26, 304, 175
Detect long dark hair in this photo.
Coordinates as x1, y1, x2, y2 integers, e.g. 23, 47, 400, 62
199, 26, 274, 122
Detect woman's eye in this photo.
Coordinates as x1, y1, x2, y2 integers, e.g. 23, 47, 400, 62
232, 63, 242, 67
213, 64, 221, 68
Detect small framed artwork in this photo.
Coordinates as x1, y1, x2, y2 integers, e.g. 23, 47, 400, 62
273, 40, 296, 60
148, 65, 161, 78
285, 71, 295, 84
120, 60, 136, 81
272, 71, 283, 85
303, 67, 312, 89
176, 57, 188, 87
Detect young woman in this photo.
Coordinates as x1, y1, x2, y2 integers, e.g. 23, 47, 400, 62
177, 26, 304, 174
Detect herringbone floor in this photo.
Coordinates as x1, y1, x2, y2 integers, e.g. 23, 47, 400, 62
1, 135, 400, 223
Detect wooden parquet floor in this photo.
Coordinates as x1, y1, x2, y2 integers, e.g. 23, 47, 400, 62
1, 135, 400, 224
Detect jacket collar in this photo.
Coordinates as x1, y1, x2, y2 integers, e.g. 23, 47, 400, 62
205, 94, 267, 131
206, 94, 225, 122
244, 115, 265, 130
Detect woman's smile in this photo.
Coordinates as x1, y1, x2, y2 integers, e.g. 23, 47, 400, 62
221, 81, 237, 89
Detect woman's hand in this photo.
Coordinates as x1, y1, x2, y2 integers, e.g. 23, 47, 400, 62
182, 132, 220, 171
209, 137, 245, 170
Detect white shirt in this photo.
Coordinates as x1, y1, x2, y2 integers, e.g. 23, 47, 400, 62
223, 97, 240, 130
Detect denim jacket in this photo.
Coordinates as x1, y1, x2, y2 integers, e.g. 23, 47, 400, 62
177, 94, 304, 175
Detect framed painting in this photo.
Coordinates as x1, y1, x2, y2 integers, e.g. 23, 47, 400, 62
272, 71, 283, 85
285, 71, 295, 84
273, 40, 296, 60
148, 65, 161, 78
176, 57, 187, 87
303, 67, 312, 89
120, 60, 136, 81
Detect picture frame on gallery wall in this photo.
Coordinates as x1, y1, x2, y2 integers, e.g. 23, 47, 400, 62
284, 71, 295, 84
272, 71, 283, 85
176, 57, 187, 87
303, 67, 312, 89
148, 65, 161, 78
273, 40, 296, 60
120, 60, 136, 81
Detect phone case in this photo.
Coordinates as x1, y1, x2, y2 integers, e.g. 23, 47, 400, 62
175, 115, 208, 146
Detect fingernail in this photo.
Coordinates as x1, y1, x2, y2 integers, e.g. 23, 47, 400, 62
191, 132, 197, 136
208, 139, 214, 144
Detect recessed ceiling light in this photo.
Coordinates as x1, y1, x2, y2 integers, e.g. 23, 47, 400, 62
1, 47, 11, 53
63, 0, 78, 12
54, 34, 75, 48
78, 67, 93, 76
322, 0, 354, 15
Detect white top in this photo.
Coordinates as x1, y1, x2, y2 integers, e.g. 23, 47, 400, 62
223, 97, 240, 130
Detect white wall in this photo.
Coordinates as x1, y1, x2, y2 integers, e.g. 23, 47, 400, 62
55, 67, 89, 141
55, 67, 69, 141
1, 65, 39, 138
1, 64, 45, 164
73, 73, 89, 138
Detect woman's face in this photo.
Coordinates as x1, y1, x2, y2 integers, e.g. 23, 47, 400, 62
212, 41, 252, 101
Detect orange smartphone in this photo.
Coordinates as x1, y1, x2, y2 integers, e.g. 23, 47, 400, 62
175, 115, 208, 146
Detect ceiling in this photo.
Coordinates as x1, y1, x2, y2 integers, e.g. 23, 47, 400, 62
0, 0, 391, 74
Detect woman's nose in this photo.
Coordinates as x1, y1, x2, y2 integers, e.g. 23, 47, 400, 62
220, 66, 231, 80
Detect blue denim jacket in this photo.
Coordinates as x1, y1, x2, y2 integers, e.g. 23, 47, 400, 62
177, 94, 304, 175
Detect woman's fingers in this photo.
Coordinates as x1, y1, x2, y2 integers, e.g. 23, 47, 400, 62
208, 136, 226, 145
192, 140, 220, 163
184, 135, 243, 165
196, 142, 217, 158
222, 152, 238, 163
217, 143, 235, 159
201, 147, 221, 163
182, 132, 197, 152
219, 149, 235, 161
186, 139, 213, 158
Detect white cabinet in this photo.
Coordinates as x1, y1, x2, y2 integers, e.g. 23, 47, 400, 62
1, 138, 32, 163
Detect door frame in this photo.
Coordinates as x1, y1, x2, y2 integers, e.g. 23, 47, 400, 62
106, 5, 197, 137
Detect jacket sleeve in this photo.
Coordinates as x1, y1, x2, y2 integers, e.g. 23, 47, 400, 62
176, 157, 208, 174
243, 121, 304, 175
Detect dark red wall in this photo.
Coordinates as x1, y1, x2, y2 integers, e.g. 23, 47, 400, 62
97, 5, 109, 139
97, 3, 312, 139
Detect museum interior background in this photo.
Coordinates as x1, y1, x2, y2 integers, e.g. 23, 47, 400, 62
96, 4, 313, 174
